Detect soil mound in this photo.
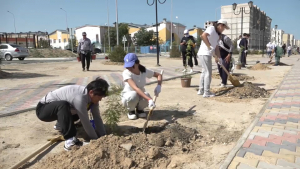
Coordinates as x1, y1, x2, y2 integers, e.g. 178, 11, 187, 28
33, 123, 201, 169
212, 73, 255, 81
29, 49, 76, 58
215, 82, 269, 99
248, 63, 271, 70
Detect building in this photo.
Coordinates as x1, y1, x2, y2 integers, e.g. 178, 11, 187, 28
282, 34, 290, 46
188, 25, 204, 41
0, 31, 48, 48
221, 3, 272, 50
49, 30, 70, 49
128, 19, 186, 46
290, 34, 294, 46
271, 29, 284, 45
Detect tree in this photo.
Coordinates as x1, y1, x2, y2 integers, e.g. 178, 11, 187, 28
104, 23, 131, 47
67, 36, 77, 50
134, 28, 156, 46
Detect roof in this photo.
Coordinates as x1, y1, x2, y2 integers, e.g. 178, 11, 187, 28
188, 27, 205, 31
49, 29, 69, 35
122, 22, 150, 28
75, 24, 113, 30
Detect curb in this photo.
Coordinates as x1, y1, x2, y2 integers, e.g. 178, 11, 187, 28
218, 63, 295, 169
0, 71, 202, 118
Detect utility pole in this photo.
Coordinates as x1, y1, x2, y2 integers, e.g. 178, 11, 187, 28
170, 0, 172, 49
60, 8, 73, 52
7, 11, 16, 33
115, 0, 119, 45
107, 0, 111, 51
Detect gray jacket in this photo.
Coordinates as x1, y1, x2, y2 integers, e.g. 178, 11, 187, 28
40, 85, 106, 139
77, 38, 92, 54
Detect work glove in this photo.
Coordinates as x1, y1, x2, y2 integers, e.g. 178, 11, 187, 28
148, 99, 156, 109
209, 46, 215, 53
244, 50, 248, 53
154, 85, 161, 96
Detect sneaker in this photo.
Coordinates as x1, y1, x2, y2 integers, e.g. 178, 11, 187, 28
189, 69, 193, 73
137, 110, 147, 118
197, 90, 204, 95
203, 91, 215, 98
127, 111, 137, 120
82, 68, 85, 71
182, 69, 187, 72
220, 84, 226, 88
64, 137, 83, 151
87, 68, 89, 71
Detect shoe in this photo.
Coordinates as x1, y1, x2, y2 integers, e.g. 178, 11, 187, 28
203, 91, 215, 98
137, 110, 147, 118
87, 68, 89, 71
82, 68, 85, 71
189, 69, 193, 73
182, 69, 187, 72
53, 122, 62, 132
64, 137, 83, 151
220, 84, 226, 88
127, 111, 137, 120
197, 89, 204, 95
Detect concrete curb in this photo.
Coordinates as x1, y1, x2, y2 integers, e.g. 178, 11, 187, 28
0, 71, 202, 118
218, 64, 295, 169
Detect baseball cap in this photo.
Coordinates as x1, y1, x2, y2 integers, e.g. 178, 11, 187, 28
124, 53, 138, 68
217, 19, 230, 29
184, 30, 189, 34
82, 32, 87, 36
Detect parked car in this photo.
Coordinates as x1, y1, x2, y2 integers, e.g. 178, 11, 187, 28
66, 48, 77, 53
0, 44, 29, 61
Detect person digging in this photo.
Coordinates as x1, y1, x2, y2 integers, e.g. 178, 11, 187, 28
268, 44, 284, 66
121, 53, 163, 120
36, 78, 109, 151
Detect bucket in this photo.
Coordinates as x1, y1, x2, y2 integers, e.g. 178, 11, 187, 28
236, 65, 241, 69
181, 77, 192, 87
77, 56, 81, 62
92, 54, 96, 60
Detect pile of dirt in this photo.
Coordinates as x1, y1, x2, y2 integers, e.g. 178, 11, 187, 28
248, 63, 271, 70
215, 82, 270, 99
33, 123, 203, 169
212, 73, 255, 81
29, 49, 77, 58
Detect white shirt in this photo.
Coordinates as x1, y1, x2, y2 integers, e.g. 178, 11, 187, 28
266, 43, 274, 52
122, 68, 154, 92
237, 39, 241, 49
198, 26, 220, 56
287, 46, 292, 50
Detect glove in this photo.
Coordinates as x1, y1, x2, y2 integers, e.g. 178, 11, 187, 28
154, 85, 161, 96
148, 99, 156, 109
209, 46, 215, 53
244, 50, 248, 53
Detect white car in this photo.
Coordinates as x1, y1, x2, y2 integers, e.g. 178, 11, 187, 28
0, 44, 29, 61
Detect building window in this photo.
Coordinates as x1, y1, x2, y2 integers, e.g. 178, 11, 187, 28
64, 39, 66, 43
54, 39, 56, 43
96, 34, 99, 43
59, 39, 61, 43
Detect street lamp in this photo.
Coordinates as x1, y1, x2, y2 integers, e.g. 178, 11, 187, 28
60, 8, 73, 52
115, 0, 119, 45
176, 16, 179, 44
170, 0, 173, 49
107, 0, 111, 51
147, 0, 167, 66
7, 11, 16, 33
232, 1, 253, 35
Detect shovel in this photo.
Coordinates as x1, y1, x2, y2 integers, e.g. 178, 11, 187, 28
143, 70, 164, 133
215, 56, 241, 87
9, 135, 65, 169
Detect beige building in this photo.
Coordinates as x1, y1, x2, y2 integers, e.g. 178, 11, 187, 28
290, 34, 294, 46
282, 34, 290, 46
221, 3, 272, 50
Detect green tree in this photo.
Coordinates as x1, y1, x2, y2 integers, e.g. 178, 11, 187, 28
104, 23, 131, 47
196, 35, 202, 48
134, 28, 156, 46
38, 39, 50, 48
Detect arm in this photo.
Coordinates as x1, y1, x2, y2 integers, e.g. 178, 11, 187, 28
200, 32, 212, 49
126, 79, 152, 100
91, 104, 106, 137
180, 37, 186, 46
153, 72, 162, 86
224, 36, 233, 63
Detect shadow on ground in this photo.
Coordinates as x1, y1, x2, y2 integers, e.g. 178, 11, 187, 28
0, 71, 55, 79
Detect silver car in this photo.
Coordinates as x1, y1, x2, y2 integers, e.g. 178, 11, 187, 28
0, 44, 29, 61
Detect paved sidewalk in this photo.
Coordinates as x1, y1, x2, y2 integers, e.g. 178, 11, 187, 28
0, 65, 208, 117
224, 60, 300, 169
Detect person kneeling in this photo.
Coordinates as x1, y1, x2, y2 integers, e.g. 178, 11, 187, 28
36, 78, 109, 151
121, 53, 163, 120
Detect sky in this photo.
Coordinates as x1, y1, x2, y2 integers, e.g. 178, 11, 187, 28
1, 0, 299, 39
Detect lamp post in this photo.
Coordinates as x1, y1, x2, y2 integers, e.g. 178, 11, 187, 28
7, 11, 16, 33
170, 0, 173, 49
60, 8, 73, 52
176, 16, 179, 44
115, 0, 119, 46
107, 0, 110, 51
147, 0, 167, 66
232, 1, 253, 36
274, 25, 278, 45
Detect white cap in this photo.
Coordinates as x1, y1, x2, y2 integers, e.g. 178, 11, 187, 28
184, 30, 189, 34
217, 19, 230, 29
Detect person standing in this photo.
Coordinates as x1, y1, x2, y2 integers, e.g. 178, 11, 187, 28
266, 42, 273, 58
218, 34, 233, 87
237, 35, 242, 52
239, 33, 249, 67
287, 44, 292, 57
36, 78, 109, 151
197, 19, 229, 98
282, 43, 286, 56
180, 30, 196, 73
77, 32, 92, 71
121, 53, 163, 120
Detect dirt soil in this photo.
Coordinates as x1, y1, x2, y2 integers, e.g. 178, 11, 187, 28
248, 63, 271, 70
213, 82, 270, 99
212, 73, 255, 81
267, 62, 293, 66
28, 48, 76, 58
0, 56, 293, 169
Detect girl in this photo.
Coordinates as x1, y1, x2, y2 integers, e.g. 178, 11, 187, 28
121, 53, 163, 120
197, 19, 229, 97
218, 34, 233, 87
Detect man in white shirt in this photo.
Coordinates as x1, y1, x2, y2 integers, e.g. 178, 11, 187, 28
77, 32, 92, 71
237, 35, 242, 51
266, 42, 274, 58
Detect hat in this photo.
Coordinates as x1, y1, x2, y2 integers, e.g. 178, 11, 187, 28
217, 19, 230, 29
82, 32, 87, 36
124, 53, 138, 68
184, 30, 189, 34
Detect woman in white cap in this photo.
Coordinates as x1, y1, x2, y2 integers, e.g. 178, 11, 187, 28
197, 19, 229, 97
121, 53, 163, 120
180, 29, 197, 73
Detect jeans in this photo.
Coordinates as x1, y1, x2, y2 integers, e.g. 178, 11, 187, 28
218, 58, 230, 85
199, 55, 212, 92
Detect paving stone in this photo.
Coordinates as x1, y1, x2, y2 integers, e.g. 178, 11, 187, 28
231, 156, 259, 168
228, 161, 240, 169
250, 143, 279, 153
258, 129, 284, 136
257, 161, 293, 169
296, 157, 300, 165
272, 128, 298, 135
279, 149, 300, 157
237, 148, 263, 157
266, 142, 296, 152
262, 150, 295, 163
237, 163, 257, 169
282, 141, 300, 147
276, 159, 300, 169
249, 132, 270, 138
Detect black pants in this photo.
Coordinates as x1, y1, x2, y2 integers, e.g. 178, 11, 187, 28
192, 49, 198, 66
182, 51, 193, 67
218, 58, 230, 85
36, 101, 76, 140
241, 50, 246, 67
81, 52, 91, 69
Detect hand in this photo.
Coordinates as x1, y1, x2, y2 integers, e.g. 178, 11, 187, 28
215, 57, 219, 64
244, 50, 248, 53
225, 55, 231, 63
154, 85, 161, 96
209, 46, 215, 53
148, 99, 156, 109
